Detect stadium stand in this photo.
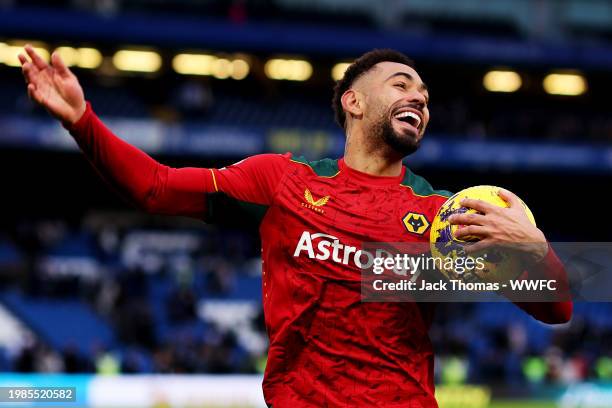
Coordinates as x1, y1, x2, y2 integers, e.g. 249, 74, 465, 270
0, 2, 611, 406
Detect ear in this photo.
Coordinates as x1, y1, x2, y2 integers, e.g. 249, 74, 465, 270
341, 89, 363, 121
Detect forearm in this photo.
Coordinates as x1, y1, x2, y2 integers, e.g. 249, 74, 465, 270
66, 102, 212, 218
511, 245, 573, 324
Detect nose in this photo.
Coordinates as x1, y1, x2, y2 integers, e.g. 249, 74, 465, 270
405, 89, 427, 109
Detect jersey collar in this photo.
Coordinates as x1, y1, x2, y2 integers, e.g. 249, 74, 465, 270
338, 158, 406, 186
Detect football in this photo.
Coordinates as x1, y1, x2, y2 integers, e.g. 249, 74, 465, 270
429, 185, 536, 284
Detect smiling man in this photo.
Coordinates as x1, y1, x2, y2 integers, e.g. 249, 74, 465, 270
337, 58, 429, 162
20, 47, 571, 407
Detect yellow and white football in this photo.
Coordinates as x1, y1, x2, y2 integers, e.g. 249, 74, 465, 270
429, 185, 536, 283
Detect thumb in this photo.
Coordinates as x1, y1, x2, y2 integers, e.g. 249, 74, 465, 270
498, 188, 520, 208
51, 51, 71, 78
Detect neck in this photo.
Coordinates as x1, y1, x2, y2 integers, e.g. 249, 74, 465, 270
343, 126, 404, 177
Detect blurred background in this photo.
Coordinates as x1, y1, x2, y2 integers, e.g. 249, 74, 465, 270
0, 0, 612, 407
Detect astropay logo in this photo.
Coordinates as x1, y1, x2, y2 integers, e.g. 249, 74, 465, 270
293, 231, 374, 268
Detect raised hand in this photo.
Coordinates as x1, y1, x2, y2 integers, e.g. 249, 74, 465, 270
19, 45, 86, 125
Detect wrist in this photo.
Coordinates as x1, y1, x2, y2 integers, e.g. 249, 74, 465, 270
63, 101, 90, 131
530, 229, 549, 263
532, 243, 549, 263
69, 102, 87, 125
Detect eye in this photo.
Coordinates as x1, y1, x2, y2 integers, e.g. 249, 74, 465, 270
394, 82, 407, 90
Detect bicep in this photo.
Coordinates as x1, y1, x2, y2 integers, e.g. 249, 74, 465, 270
203, 153, 290, 226
212, 153, 291, 206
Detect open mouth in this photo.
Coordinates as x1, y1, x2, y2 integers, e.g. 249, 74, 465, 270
393, 110, 422, 130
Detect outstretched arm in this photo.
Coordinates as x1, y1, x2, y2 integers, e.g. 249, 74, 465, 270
19, 45, 211, 218
19, 45, 289, 219
67, 104, 212, 217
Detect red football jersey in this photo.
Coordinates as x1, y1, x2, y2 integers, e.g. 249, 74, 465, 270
208, 154, 451, 407
67, 104, 571, 408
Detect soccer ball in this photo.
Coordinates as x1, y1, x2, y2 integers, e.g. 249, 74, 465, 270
429, 185, 536, 284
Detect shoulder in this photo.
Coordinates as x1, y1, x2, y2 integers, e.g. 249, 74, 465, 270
223, 152, 292, 171
400, 167, 453, 199
288, 155, 340, 177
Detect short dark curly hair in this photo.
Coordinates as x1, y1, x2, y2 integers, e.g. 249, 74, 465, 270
332, 49, 415, 129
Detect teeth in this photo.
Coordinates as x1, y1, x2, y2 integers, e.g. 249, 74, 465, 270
394, 111, 421, 127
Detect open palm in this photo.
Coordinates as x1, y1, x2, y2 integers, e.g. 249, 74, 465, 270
19, 45, 86, 125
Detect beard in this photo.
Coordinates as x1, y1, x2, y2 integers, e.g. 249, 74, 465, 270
373, 111, 421, 156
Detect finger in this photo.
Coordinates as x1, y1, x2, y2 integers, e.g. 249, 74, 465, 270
27, 83, 46, 105
498, 188, 520, 208
463, 239, 493, 254
21, 61, 31, 83
21, 62, 38, 84
51, 51, 71, 78
448, 213, 487, 226
19, 55, 36, 81
454, 225, 488, 239
28, 84, 36, 101
18, 53, 29, 66
460, 198, 498, 214
24, 44, 48, 70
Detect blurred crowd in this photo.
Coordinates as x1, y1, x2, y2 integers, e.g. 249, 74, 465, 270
431, 303, 612, 386
0, 215, 267, 376
0, 215, 611, 387
3, 73, 612, 144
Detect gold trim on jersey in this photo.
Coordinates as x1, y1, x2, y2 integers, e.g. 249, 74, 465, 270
210, 169, 219, 192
